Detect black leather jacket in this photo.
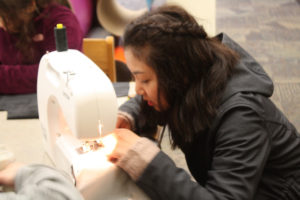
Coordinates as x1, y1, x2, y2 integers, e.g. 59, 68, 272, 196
119, 33, 300, 200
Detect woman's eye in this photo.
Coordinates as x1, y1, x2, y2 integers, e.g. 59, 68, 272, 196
141, 80, 149, 84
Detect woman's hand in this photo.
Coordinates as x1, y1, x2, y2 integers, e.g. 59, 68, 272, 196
115, 114, 132, 129
105, 129, 140, 163
0, 162, 24, 187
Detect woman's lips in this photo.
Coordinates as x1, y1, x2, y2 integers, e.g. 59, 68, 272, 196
147, 101, 154, 106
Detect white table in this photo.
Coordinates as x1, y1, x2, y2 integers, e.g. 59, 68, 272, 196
0, 111, 53, 166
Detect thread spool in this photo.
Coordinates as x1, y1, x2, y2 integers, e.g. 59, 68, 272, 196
54, 23, 68, 52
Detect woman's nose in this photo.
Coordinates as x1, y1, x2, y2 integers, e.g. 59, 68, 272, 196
135, 83, 144, 96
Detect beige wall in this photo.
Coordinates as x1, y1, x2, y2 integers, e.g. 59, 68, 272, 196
166, 0, 216, 36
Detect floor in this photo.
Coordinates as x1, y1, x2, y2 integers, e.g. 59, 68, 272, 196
162, 0, 300, 172
217, 0, 300, 130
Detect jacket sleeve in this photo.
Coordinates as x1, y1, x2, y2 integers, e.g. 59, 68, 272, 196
127, 107, 270, 200
0, 164, 84, 200
118, 95, 143, 131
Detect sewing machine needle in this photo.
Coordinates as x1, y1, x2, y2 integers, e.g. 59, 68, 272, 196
98, 121, 103, 138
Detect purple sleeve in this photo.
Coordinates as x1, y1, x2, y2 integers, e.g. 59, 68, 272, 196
0, 64, 38, 94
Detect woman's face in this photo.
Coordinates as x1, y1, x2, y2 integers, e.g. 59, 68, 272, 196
0, 16, 7, 31
0, 3, 35, 33
0, 15, 22, 33
125, 48, 169, 111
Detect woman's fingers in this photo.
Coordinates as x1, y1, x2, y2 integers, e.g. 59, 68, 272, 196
0, 162, 24, 186
105, 129, 140, 163
115, 115, 132, 129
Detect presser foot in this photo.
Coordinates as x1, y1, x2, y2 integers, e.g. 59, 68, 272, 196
77, 139, 104, 154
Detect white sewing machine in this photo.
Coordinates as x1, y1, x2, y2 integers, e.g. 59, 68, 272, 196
37, 49, 149, 200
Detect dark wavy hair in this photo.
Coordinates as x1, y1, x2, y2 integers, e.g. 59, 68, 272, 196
0, 0, 70, 63
123, 5, 239, 149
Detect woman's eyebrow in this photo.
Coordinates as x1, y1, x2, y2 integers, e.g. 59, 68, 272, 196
132, 71, 145, 75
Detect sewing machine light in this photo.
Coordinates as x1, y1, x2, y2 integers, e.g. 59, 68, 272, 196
101, 134, 117, 155
81, 143, 91, 153
74, 134, 117, 173
76, 120, 113, 154
78, 140, 103, 154
77, 133, 116, 154
75, 149, 113, 171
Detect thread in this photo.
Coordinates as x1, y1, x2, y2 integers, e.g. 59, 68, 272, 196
54, 23, 68, 52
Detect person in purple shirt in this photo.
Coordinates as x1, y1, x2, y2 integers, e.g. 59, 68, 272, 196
0, 0, 83, 94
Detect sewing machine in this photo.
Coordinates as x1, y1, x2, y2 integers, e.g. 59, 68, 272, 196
37, 49, 149, 200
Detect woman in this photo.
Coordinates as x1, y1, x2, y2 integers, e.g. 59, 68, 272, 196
107, 5, 300, 200
0, 0, 83, 94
